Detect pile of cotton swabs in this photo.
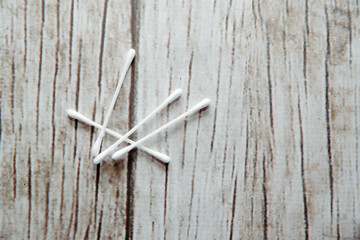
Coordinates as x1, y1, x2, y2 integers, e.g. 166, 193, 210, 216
67, 49, 210, 164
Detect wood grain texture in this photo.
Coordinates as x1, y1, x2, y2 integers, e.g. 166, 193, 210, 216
1, 0, 360, 239
1, 0, 133, 238
132, 0, 360, 239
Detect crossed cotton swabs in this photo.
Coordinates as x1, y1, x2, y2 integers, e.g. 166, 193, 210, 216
67, 49, 210, 164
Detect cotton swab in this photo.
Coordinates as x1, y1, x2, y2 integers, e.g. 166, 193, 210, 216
112, 98, 211, 161
93, 89, 183, 164
91, 48, 136, 156
67, 109, 170, 163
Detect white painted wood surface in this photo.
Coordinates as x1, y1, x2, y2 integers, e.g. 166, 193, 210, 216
1, 0, 360, 239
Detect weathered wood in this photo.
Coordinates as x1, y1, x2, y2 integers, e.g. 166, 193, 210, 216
132, 0, 360, 239
1, 0, 133, 239
1, 0, 360, 239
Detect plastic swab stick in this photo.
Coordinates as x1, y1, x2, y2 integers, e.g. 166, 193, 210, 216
93, 89, 183, 164
112, 98, 211, 160
67, 109, 170, 163
91, 49, 136, 156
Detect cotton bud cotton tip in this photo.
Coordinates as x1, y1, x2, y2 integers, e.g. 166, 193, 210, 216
168, 89, 183, 102
187, 98, 211, 117
67, 109, 78, 118
93, 151, 107, 164
67, 109, 94, 126
112, 146, 133, 160
91, 138, 102, 157
128, 48, 136, 58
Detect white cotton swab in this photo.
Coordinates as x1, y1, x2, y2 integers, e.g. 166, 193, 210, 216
91, 49, 136, 157
93, 89, 183, 164
67, 109, 170, 163
112, 98, 211, 160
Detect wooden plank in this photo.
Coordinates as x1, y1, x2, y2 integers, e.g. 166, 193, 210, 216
1, 0, 360, 239
0, 0, 133, 239
325, 1, 360, 238
132, 0, 360, 239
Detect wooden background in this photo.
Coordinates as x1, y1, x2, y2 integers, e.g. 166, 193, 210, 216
1, 0, 360, 239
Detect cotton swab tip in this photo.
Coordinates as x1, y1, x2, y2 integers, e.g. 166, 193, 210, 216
196, 98, 211, 109
187, 98, 211, 117
150, 151, 170, 163
67, 109, 76, 116
112, 146, 133, 160
127, 48, 136, 60
92, 138, 102, 156
67, 109, 91, 124
167, 89, 183, 102
93, 151, 107, 164
67, 109, 79, 118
